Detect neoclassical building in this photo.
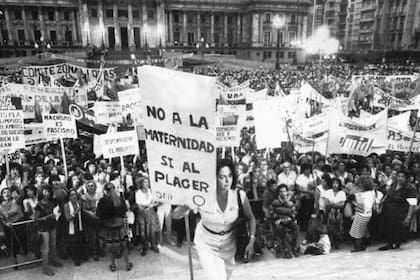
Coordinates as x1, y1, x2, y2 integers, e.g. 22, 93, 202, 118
0, 0, 312, 63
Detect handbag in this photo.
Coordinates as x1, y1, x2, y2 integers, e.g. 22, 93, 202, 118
234, 190, 250, 261
343, 201, 354, 218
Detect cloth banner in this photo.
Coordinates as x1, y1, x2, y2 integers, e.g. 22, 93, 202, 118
42, 114, 77, 140
21, 63, 116, 86
372, 87, 416, 111
99, 130, 139, 158
0, 97, 25, 154
0, 83, 87, 119
387, 126, 420, 153
118, 88, 142, 125
93, 101, 123, 125
293, 111, 331, 138
139, 66, 216, 212
24, 123, 47, 146
293, 133, 328, 155
253, 97, 290, 149
327, 109, 388, 156
216, 105, 246, 147
217, 80, 250, 105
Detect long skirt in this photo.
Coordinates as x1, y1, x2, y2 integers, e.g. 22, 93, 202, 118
99, 217, 128, 245
136, 208, 160, 240
297, 197, 314, 232
383, 205, 409, 245
349, 213, 371, 239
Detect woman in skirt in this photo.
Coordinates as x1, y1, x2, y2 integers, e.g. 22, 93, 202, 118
97, 183, 133, 272
349, 177, 376, 252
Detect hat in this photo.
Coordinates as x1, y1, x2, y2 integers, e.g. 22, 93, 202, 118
392, 159, 403, 166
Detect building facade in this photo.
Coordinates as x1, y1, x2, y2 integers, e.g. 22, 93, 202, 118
0, 0, 313, 63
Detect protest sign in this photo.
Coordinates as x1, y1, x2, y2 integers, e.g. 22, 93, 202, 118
217, 80, 249, 105
21, 63, 116, 86
94, 101, 123, 125
139, 66, 216, 212
293, 111, 330, 137
293, 133, 328, 155
118, 88, 142, 125
42, 114, 77, 140
24, 123, 47, 146
216, 105, 246, 147
372, 87, 416, 111
387, 126, 420, 153
253, 97, 290, 149
327, 109, 388, 156
0, 97, 25, 154
98, 130, 139, 158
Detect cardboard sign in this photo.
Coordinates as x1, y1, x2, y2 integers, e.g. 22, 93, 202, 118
24, 123, 47, 146
293, 133, 328, 155
217, 80, 249, 105
100, 130, 139, 158
43, 114, 77, 140
0, 97, 25, 154
94, 101, 123, 125
118, 88, 142, 125
327, 109, 388, 156
387, 126, 420, 153
293, 111, 330, 138
216, 105, 246, 147
139, 66, 216, 212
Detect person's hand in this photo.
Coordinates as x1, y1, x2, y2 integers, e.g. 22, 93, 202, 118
244, 241, 255, 262
402, 217, 411, 227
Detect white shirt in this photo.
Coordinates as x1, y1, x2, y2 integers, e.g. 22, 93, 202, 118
316, 185, 330, 211
355, 190, 376, 217
277, 171, 297, 190
296, 174, 316, 197
325, 189, 346, 205
135, 188, 153, 207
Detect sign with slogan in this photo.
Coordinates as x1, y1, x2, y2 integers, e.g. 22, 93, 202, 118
293, 133, 328, 155
0, 83, 87, 119
293, 111, 330, 138
387, 126, 420, 153
21, 63, 116, 86
0, 97, 25, 154
372, 87, 416, 111
42, 114, 77, 140
139, 66, 216, 212
216, 105, 246, 147
118, 88, 142, 125
100, 130, 139, 158
24, 123, 47, 146
217, 80, 250, 105
94, 101, 123, 125
253, 97, 290, 149
327, 109, 388, 156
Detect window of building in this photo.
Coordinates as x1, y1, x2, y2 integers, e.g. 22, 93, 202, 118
147, 10, 154, 20
106, 9, 113, 18
187, 32, 194, 46
200, 14, 206, 24
279, 51, 284, 58
187, 14, 193, 24
65, 29, 73, 43
1, 30, 8, 43
174, 31, 180, 44
17, 30, 25, 43
264, 31, 271, 46
265, 13, 271, 23
48, 9, 54, 21
34, 29, 41, 41
133, 9, 140, 19
214, 33, 219, 45
291, 15, 296, 24
200, 32, 206, 41
91, 8, 97, 17
118, 10, 128, 18
228, 15, 233, 25
64, 11, 70, 20
50, 30, 57, 43
14, 9, 22, 20
32, 9, 38, 20
215, 15, 220, 25
174, 13, 179, 23
289, 32, 295, 42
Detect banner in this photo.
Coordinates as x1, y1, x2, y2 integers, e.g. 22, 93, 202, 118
0, 97, 25, 154
216, 105, 246, 147
387, 126, 420, 153
293, 111, 330, 137
327, 109, 388, 156
0, 83, 87, 119
118, 88, 142, 125
42, 114, 77, 140
21, 63, 116, 86
24, 123, 47, 146
253, 97, 290, 149
100, 130, 139, 158
139, 66, 216, 212
293, 133, 328, 155
94, 101, 123, 125
372, 87, 416, 111
217, 80, 250, 105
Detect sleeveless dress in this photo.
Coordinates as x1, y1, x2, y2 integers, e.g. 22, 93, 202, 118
194, 189, 246, 280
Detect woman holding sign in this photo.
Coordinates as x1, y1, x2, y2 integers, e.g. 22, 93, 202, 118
194, 159, 256, 280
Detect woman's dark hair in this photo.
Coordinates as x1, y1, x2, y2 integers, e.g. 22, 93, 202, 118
321, 173, 332, 188
216, 158, 237, 190
321, 165, 333, 174
49, 175, 61, 185
266, 179, 277, 189
23, 185, 38, 199
37, 184, 54, 201
358, 176, 373, 191
0, 187, 11, 202
301, 163, 313, 173
331, 178, 343, 190
397, 169, 410, 180
278, 184, 288, 192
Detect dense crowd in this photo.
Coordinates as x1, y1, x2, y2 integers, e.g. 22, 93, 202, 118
0, 61, 420, 277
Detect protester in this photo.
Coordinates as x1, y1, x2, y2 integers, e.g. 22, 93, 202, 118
81, 180, 100, 261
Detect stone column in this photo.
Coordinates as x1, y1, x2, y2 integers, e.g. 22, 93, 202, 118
259, 13, 263, 43
22, 7, 31, 44
168, 10, 173, 44
251, 13, 259, 45
128, 1, 135, 50
98, 0, 106, 47
236, 14, 241, 44
72, 8, 80, 44
113, 3, 121, 50
197, 13, 201, 42
142, 2, 148, 47
55, 8, 62, 43
38, 7, 46, 42
210, 13, 214, 46
182, 12, 187, 46
223, 13, 228, 46
156, 0, 165, 47
4, 7, 13, 44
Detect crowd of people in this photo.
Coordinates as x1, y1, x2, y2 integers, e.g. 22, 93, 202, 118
0, 61, 420, 279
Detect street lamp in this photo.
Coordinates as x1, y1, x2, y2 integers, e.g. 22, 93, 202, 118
272, 15, 285, 70
196, 37, 209, 72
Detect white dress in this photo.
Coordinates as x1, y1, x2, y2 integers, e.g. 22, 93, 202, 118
194, 189, 246, 280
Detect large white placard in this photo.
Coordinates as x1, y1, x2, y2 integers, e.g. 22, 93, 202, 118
139, 66, 216, 212
216, 105, 246, 147
100, 130, 139, 158
118, 88, 142, 125
43, 114, 77, 140
94, 101, 123, 125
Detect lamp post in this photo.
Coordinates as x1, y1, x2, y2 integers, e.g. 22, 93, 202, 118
34, 36, 52, 61
196, 37, 209, 72
273, 15, 285, 70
